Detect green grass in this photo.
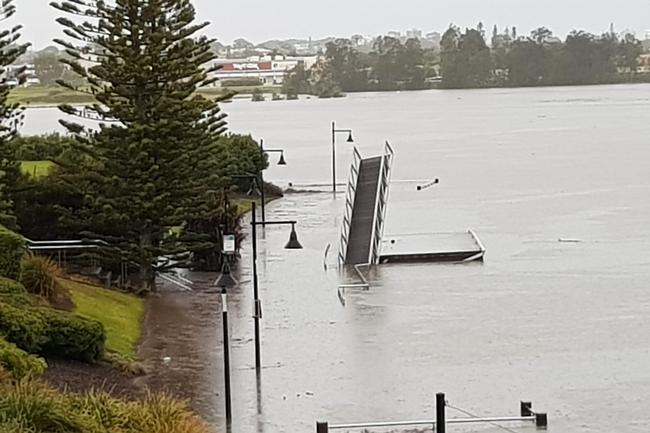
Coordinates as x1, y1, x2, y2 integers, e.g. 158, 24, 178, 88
62, 279, 144, 360
8, 85, 94, 106
20, 161, 55, 178
8, 85, 282, 106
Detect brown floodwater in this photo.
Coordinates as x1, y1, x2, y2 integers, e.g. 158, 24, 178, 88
25, 85, 650, 433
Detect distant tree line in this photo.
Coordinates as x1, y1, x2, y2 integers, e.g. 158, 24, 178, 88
442, 25, 645, 88
283, 25, 647, 95
283, 37, 438, 97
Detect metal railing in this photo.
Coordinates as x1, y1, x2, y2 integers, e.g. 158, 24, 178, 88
369, 141, 394, 265
317, 394, 548, 433
338, 147, 362, 267
25, 237, 194, 291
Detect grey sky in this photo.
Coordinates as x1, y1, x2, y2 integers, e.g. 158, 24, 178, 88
17, 0, 650, 49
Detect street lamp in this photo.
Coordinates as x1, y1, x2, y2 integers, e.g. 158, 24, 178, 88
250, 201, 302, 373
259, 139, 287, 223
331, 121, 354, 194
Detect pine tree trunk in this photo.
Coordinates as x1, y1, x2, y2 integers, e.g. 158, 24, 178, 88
139, 231, 155, 292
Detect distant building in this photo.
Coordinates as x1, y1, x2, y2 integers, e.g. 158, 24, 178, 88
3, 63, 40, 87
209, 55, 318, 86
387, 31, 401, 39
637, 53, 650, 73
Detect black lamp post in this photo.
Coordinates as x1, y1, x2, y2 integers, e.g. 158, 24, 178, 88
214, 251, 238, 425
259, 139, 287, 223
331, 121, 354, 194
250, 201, 302, 373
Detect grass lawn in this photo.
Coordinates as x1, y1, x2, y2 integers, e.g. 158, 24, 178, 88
20, 161, 55, 178
8, 85, 282, 106
62, 279, 144, 360
9, 85, 94, 106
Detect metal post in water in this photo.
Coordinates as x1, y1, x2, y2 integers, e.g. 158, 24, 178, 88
436, 393, 446, 433
316, 421, 328, 433
331, 121, 336, 194
259, 139, 266, 223
222, 288, 232, 423
251, 202, 262, 372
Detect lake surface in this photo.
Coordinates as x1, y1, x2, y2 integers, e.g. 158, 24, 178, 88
23, 85, 650, 432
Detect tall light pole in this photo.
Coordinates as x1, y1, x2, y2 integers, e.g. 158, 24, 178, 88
250, 201, 302, 373
331, 121, 354, 194
259, 139, 287, 223
215, 237, 237, 425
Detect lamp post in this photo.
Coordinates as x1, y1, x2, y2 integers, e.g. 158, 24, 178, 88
250, 201, 302, 373
259, 139, 287, 223
331, 121, 354, 194
214, 251, 237, 424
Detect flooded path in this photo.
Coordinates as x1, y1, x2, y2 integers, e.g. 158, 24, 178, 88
25, 85, 650, 432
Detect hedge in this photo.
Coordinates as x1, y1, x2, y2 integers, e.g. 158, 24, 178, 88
0, 302, 48, 353
40, 309, 105, 363
0, 226, 25, 279
0, 337, 47, 379
0, 302, 106, 363
0, 278, 33, 307
0, 277, 27, 295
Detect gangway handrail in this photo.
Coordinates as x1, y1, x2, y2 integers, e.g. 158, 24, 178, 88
338, 147, 362, 267
368, 141, 394, 265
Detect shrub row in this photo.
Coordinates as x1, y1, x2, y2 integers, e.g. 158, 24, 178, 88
0, 278, 33, 307
0, 337, 47, 380
0, 380, 211, 433
0, 301, 105, 363
0, 226, 25, 279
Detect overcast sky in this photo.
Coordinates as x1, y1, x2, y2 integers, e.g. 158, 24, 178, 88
16, 0, 650, 49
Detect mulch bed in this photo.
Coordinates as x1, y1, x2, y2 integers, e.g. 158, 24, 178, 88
41, 357, 146, 399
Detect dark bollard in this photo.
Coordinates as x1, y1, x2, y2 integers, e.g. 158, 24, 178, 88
316, 421, 328, 433
222, 288, 232, 423
436, 393, 446, 433
535, 413, 548, 429
521, 401, 533, 417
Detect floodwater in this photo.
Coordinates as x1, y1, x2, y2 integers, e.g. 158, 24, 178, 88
23, 85, 650, 433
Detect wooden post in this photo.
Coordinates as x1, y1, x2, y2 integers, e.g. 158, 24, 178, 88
316, 421, 328, 433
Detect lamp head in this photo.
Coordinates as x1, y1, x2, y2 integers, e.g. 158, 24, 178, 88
284, 223, 303, 249
215, 260, 238, 288
347, 132, 354, 143
277, 152, 287, 166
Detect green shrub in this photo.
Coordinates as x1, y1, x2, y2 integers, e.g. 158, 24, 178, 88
0, 419, 37, 433
0, 338, 46, 380
0, 226, 25, 279
0, 380, 96, 433
20, 256, 68, 304
0, 278, 33, 307
0, 278, 27, 295
120, 394, 210, 433
40, 309, 105, 363
0, 303, 48, 353
0, 302, 105, 363
0, 381, 212, 433
221, 77, 263, 87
